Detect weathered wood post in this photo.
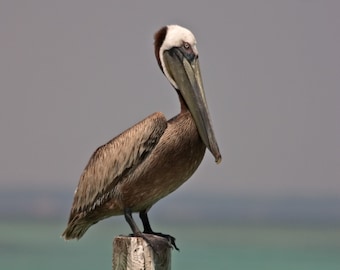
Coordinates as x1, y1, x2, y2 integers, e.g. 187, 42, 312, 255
112, 236, 172, 270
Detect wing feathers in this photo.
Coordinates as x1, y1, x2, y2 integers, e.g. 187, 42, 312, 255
70, 112, 167, 217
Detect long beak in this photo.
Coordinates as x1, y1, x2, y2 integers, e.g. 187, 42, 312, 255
163, 49, 222, 163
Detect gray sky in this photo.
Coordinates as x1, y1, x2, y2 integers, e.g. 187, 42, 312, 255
1, 1, 339, 197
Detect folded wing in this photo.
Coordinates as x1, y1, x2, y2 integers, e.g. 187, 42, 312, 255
63, 112, 167, 239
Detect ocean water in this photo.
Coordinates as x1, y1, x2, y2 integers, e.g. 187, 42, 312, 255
1, 220, 340, 270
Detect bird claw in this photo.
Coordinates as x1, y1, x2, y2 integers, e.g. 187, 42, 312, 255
146, 232, 179, 251
129, 232, 179, 252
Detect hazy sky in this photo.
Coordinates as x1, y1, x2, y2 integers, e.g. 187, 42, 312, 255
1, 1, 339, 197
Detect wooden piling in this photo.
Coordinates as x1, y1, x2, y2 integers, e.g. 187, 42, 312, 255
112, 236, 171, 270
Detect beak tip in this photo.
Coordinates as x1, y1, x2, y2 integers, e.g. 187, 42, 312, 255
214, 154, 222, 164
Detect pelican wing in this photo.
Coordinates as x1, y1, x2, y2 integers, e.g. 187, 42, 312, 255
70, 112, 167, 216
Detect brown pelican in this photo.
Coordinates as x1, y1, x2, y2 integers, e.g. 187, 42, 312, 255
62, 25, 221, 249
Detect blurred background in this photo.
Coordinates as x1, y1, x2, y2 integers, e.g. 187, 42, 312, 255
1, 1, 339, 269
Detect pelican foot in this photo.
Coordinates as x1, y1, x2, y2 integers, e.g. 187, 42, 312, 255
144, 232, 179, 251
128, 233, 174, 254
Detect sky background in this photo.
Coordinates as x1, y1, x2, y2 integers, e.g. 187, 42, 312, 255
1, 0, 339, 200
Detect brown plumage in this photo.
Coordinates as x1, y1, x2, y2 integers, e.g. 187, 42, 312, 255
62, 25, 221, 245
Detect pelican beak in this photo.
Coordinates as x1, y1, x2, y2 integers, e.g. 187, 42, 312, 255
163, 48, 222, 163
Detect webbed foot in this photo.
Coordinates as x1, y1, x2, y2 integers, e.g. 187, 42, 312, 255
145, 232, 179, 251
128, 232, 173, 253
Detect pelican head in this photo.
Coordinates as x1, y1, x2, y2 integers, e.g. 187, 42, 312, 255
154, 25, 221, 163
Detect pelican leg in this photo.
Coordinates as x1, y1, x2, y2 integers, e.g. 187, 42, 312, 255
124, 208, 172, 252
139, 210, 179, 251
139, 209, 153, 232
124, 208, 141, 234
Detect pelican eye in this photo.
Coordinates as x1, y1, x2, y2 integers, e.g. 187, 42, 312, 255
183, 42, 190, 50
181, 42, 195, 62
